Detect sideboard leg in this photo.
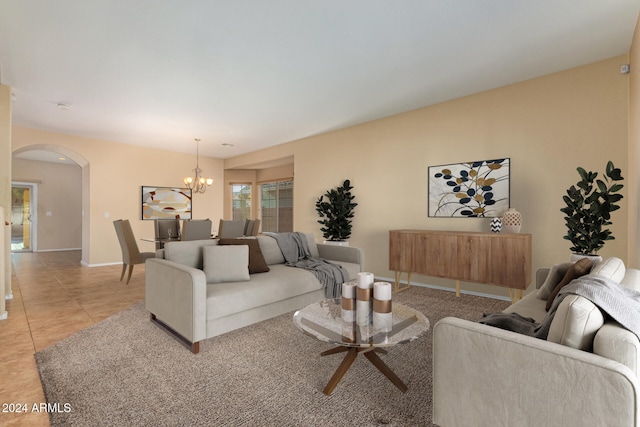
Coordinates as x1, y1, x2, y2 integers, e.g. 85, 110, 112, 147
394, 271, 411, 293
509, 288, 523, 304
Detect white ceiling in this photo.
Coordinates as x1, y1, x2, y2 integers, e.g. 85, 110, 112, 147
1, 1, 639, 161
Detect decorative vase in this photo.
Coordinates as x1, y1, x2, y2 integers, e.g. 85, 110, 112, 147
490, 217, 502, 233
501, 208, 522, 233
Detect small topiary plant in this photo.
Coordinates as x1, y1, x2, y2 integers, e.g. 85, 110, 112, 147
561, 161, 624, 255
315, 179, 357, 241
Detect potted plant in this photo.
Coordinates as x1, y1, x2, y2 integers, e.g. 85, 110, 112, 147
560, 161, 624, 260
315, 179, 357, 245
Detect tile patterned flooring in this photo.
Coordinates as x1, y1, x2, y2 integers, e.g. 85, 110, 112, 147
0, 250, 144, 426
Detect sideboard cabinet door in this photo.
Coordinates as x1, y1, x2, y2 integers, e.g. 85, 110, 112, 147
456, 235, 491, 283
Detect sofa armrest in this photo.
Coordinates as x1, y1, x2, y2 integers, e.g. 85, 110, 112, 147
433, 317, 640, 427
317, 244, 364, 271
594, 320, 640, 376
145, 258, 207, 344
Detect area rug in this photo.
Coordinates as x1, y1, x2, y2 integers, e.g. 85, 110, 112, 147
36, 286, 509, 426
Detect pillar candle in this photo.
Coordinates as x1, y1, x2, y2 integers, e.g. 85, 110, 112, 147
356, 272, 374, 326
373, 281, 393, 332
341, 281, 356, 322
357, 272, 375, 289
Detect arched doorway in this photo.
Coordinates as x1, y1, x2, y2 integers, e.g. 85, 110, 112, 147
12, 144, 90, 265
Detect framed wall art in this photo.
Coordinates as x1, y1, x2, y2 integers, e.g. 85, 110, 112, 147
141, 186, 192, 220
428, 158, 510, 218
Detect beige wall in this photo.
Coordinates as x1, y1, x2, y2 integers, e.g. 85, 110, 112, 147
629, 13, 640, 268
227, 56, 630, 298
12, 159, 82, 251
11, 128, 225, 265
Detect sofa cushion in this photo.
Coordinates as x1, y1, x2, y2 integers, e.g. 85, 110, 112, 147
546, 258, 593, 311
503, 292, 548, 323
203, 245, 250, 283
218, 238, 270, 274
257, 236, 286, 265
591, 257, 625, 283
164, 239, 219, 269
594, 321, 640, 375
547, 294, 604, 351
206, 264, 323, 320
257, 233, 319, 265
536, 262, 573, 300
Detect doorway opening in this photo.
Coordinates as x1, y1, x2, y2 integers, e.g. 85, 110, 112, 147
12, 144, 89, 264
11, 183, 37, 252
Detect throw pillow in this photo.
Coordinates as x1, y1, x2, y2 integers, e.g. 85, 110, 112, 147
591, 256, 625, 283
203, 245, 250, 283
218, 238, 270, 274
547, 294, 604, 351
536, 263, 573, 300
164, 239, 219, 269
545, 257, 593, 311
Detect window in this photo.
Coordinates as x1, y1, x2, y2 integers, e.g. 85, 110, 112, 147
231, 184, 251, 221
260, 180, 293, 232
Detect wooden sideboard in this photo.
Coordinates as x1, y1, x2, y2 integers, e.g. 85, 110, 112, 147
389, 230, 532, 302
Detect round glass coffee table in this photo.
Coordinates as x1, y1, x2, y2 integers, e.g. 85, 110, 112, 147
293, 299, 429, 395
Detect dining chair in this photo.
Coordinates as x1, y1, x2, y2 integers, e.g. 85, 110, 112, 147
217, 219, 246, 238
154, 219, 181, 249
181, 218, 213, 240
113, 219, 155, 284
243, 219, 255, 236
155, 219, 180, 239
244, 219, 261, 236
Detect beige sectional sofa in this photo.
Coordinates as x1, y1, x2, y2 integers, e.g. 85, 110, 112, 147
145, 233, 363, 353
433, 257, 640, 427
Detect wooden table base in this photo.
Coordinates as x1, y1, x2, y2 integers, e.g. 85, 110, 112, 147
320, 346, 407, 395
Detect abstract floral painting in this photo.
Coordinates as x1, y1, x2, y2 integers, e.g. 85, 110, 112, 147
428, 158, 510, 217
141, 186, 192, 220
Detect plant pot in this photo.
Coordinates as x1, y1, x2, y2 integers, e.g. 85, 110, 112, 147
323, 240, 349, 247
570, 253, 603, 266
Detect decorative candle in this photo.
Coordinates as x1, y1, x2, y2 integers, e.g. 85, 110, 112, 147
357, 272, 375, 289
356, 272, 374, 325
373, 281, 393, 332
341, 281, 357, 322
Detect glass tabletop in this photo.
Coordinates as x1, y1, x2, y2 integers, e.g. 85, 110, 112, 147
293, 299, 429, 348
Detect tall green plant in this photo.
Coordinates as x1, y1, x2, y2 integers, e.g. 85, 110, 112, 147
315, 179, 357, 241
561, 161, 624, 255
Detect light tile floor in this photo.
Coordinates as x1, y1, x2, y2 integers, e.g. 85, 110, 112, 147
0, 250, 144, 426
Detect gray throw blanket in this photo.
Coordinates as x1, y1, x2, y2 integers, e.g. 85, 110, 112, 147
480, 274, 640, 340
264, 232, 350, 299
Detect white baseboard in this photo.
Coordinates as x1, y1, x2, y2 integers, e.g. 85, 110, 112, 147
374, 275, 512, 302
34, 248, 82, 252
82, 261, 121, 268
0, 311, 7, 320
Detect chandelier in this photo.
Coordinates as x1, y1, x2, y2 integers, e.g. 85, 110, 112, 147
184, 138, 213, 194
